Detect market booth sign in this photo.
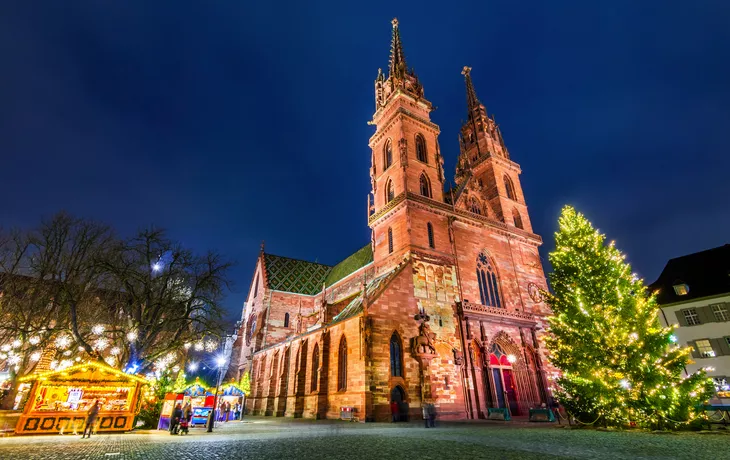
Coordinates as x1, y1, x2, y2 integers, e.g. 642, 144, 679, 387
15, 361, 148, 435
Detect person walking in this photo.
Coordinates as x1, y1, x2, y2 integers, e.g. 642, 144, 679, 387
81, 400, 100, 438
390, 400, 399, 423
170, 403, 183, 435
422, 402, 430, 428
427, 403, 436, 428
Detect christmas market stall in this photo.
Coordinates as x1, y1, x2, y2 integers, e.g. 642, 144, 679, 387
216, 383, 245, 421
14, 361, 148, 435
157, 382, 214, 429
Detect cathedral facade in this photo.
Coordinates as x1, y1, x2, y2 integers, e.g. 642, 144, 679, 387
232, 19, 553, 422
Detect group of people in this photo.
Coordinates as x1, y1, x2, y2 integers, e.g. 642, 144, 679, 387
217, 401, 241, 422
169, 403, 193, 435
388, 400, 437, 427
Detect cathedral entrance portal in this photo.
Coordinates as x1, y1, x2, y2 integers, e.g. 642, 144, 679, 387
489, 346, 520, 416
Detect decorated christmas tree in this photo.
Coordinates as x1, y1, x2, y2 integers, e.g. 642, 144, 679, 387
240, 371, 251, 394
545, 206, 714, 428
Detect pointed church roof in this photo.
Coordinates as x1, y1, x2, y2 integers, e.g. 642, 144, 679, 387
388, 18, 407, 80
462, 66, 481, 115
324, 244, 373, 287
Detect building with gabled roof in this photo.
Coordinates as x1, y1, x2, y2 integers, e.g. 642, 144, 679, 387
232, 19, 554, 421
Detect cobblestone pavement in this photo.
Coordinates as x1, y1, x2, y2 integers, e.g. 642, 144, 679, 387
0, 417, 727, 460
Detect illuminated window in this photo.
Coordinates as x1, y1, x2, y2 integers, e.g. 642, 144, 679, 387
254, 274, 259, 298
513, 209, 523, 230
683, 308, 701, 326
504, 175, 516, 200
711, 304, 729, 322
476, 252, 502, 308
338, 337, 347, 391
419, 173, 431, 198
311, 343, 319, 392
673, 284, 689, 296
427, 223, 435, 249
695, 339, 715, 358
384, 140, 393, 169
386, 179, 394, 203
390, 332, 403, 377
416, 134, 427, 163
469, 198, 482, 215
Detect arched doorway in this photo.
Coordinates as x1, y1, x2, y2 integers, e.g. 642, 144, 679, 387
390, 385, 408, 422
489, 344, 519, 416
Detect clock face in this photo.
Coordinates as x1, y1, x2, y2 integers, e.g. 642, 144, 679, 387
528, 282, 542, 303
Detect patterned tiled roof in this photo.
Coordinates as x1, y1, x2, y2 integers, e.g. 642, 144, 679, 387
324, 244, 373, 287
331, 264, 405, 323
263, 253, 332, 295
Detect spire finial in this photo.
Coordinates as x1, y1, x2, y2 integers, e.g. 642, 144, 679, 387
389, 18, 406, 80
462, 66, 480, 114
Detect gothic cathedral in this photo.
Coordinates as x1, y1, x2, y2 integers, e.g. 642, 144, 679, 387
232, 19, 553, 421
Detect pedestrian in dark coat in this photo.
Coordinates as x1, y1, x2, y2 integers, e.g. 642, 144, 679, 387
81, 400, 100, 438
170, 403, 183, 434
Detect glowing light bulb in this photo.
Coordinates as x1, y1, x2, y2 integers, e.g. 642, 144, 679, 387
507, 354, 517, 364
12, 339, 22, 348
188, 362, 198, 372
127, 331, 138, 342
55, 335, 71, 350
29, 351, 42, 361
92, 324, 105, 335
29, 336, 40, 345
110, 347, 121, 356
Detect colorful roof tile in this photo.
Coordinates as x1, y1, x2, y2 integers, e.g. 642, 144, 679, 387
324, 244, 373, 287
263, 253, 332, 295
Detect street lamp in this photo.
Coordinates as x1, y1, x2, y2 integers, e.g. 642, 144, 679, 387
207, 355, 227, 432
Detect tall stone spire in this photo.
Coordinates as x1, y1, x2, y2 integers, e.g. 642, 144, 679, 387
389, 18, 407, 80
461, 66, 481, 118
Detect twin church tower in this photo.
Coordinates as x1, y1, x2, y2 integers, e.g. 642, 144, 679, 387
235, 19, 552, 421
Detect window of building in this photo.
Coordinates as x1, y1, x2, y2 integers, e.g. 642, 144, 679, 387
311, 343, 319, 392
388, 227, 394, 254
504, 175, 516, 200
726, 336, 730, 349
683, 308, 701, 326
419, 173, 431, 198
384, 140, 393, 169
338, 337, 347, 391
476, 252, 502, 308
427, 222, 435, 249
390, 332, 403, 377
695, 339, 715, 358
711, 304, 729, 321
513, 209, 523, 230
284, 312, 289, 328
673, 283, 689, 296
416, 134, 427, 163
386, 179, 394, 203
469, 198, 482, 215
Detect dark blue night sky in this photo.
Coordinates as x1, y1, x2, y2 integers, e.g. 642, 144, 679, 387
2, 1, 729, 324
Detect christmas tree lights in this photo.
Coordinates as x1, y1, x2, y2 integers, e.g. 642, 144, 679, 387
545, 206, 714, 428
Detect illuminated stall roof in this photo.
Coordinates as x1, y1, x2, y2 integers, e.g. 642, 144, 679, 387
220, 383, 244, 396
19, 361, 149, 385
181, 383, 212, 396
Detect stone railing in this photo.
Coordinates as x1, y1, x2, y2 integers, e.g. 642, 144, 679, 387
460, 301, 536, 323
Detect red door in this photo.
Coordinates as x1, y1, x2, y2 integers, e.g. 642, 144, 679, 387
501, 369, 520, 416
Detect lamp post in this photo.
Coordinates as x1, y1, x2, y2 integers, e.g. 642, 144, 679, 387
206, 356, 226, 432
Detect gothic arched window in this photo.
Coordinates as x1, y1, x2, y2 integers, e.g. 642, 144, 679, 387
386, 179, 394, 203
388, 227, 394, 254
427, 222, 435, 249
384, 140, 393, 169
311, 343, 319, 392
253, 273, 259, 298
338, 336, 347, 391
390, 332, 403, 377
284, 312, 290, 328
416, 134, 427, 163
504, 175, 516, 200
469, 198, 482, 215
419, 173, 431, 198
476, 252, 502, 308
513, 209, 523, 230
